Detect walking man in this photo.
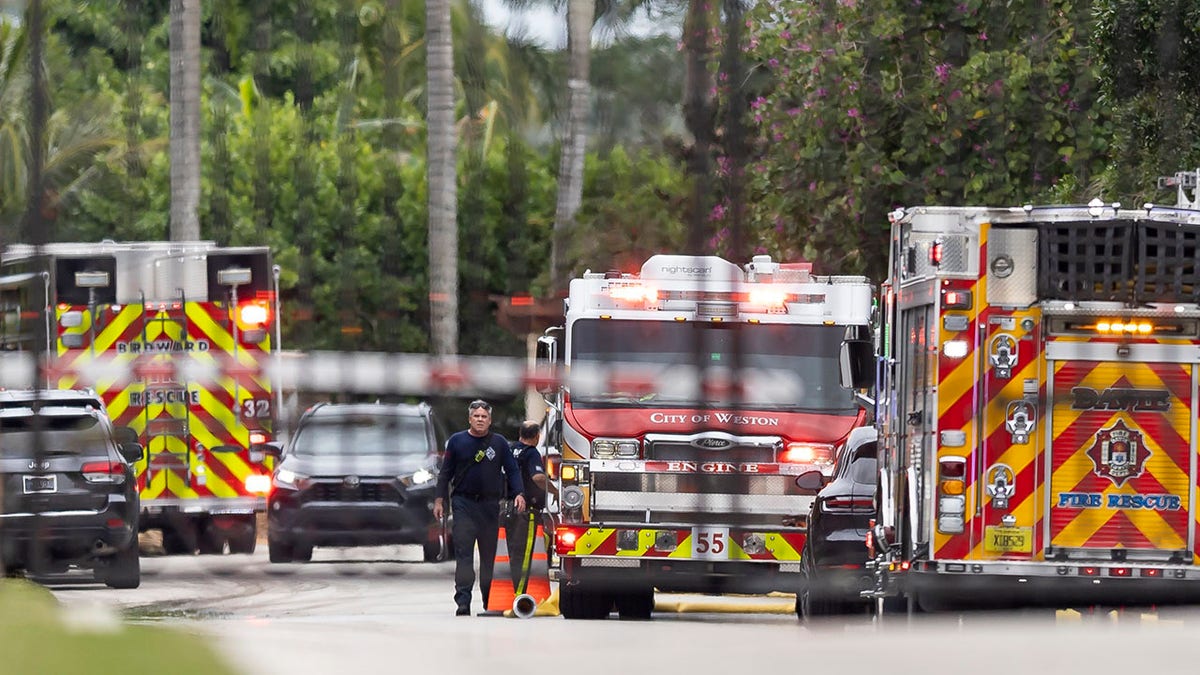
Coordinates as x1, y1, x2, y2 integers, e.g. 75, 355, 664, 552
506, 420, 552, 596
434, 400, 525, 616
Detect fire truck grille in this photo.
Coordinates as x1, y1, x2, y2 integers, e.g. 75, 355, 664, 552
590, 472, 809, 526
645, 441, 777, 464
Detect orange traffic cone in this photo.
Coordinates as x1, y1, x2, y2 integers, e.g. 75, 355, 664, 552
486, 516, 554, 618
481, 527, 517, 617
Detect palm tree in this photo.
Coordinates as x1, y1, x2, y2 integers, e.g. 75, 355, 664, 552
551, 0, 594, 291
168, 0, 201, 241
427, 0, 459, 355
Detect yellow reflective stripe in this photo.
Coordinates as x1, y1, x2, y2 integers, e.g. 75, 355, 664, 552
573, 528, 614, 555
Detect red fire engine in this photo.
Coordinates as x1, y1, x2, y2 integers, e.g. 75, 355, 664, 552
536, 254, 874, 618
853, 185, 1200, 611
0, 241, 280, 555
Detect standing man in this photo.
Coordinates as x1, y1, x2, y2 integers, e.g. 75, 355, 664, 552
506, 420, 552, 596
434, 400, 525, 616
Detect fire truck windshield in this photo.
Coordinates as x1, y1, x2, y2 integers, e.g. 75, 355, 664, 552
569, 319, 856, 412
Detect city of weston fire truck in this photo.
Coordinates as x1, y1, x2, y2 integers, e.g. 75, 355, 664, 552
0, 241, 279, 555
850, 183, 1200, 612
536, 253, 873, 619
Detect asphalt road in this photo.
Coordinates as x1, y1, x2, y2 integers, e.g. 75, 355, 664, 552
47, 547, 1200, 675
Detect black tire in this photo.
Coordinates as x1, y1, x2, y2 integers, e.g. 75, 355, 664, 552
268, 537, 294, 563
161, 520, 198, 555
227, 518, 257, 554
198, 519, 226, 555
292, 542, 314, 562
798, 549, 850, 620
560, 582, 613, 620
104, 541, 141, 589
615, 587, 654, 620
422, 540, 441, 563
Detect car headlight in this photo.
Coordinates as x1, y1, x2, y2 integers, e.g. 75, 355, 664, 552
400, 467, 436, 487
274, 468, 308, 490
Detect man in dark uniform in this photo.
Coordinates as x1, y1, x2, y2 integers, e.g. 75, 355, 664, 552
505, 420, 552, 595
434, 400, 525, 616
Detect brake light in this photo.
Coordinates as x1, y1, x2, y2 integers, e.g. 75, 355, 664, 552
82, 461, 126, 484
244, 474, 272, 495
238, 301, 271, 327
821, 496, 874, 513
555, 526, 584, 555
781, 443, 835, 466
249, 431, 268, 445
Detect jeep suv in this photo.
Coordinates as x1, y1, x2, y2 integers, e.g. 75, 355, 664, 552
0, 389, 143, 588
265, 402, 448, 563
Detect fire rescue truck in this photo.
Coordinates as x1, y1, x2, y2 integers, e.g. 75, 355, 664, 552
535, 253, 873, 619
0, 241, 280, 555
851, 182, 1200, 612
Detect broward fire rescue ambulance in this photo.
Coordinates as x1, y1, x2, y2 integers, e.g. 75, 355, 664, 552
851, 189, 1200, 611
536, 254, 873, 619
0, 241, 279, 555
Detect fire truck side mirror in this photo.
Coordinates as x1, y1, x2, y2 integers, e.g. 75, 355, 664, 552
535, 332, 560, 395
251, 441, 283, 458
839, 338, 874, 390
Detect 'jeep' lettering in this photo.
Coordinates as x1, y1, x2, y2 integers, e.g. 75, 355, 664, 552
1071, 387, 1170, 412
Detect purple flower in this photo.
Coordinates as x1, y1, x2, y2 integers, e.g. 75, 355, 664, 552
979, 31, 988, 41
787, 107, 801, 117
848, 108, 861, 118
934, 63, 952, 84
709, 204, 727, 221
768, 58, 779, 68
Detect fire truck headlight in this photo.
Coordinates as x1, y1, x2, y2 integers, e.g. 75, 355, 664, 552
942, 340, 969, 359
781, 443, 835, 466
593, 438, 638, 458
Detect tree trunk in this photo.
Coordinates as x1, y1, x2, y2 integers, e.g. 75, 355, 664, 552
550, 0, 594, 292
168, 0, 201, 241
426, 0, 458, 355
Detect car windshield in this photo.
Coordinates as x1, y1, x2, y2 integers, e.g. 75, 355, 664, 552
0, 415, 110, 456
569, 319, 856, 412
291, 415, 431, 456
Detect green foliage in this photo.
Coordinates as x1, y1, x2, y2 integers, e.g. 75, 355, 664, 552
1093, 0, 1200, 204
745, 0, 1111, 280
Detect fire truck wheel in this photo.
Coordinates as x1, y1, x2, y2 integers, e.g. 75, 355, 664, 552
161, 520, 198, 555
198, 520, 226, 555
560, 582, 614, 619
103, 541, 141, 589
268, 537, 294, 563
227, 520, 257, 554
615, 587, 654, 620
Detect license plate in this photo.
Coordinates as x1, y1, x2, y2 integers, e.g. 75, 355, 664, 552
691, 526, 730, 560
23, 475, 57, 494
985, 525, 1032, 553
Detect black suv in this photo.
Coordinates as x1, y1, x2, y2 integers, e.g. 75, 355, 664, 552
265, 402, 448, 563
0, 389, 144, 588
795, 426, 877, 619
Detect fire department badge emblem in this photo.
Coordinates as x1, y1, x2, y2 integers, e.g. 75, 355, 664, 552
1085, 419, 1147, 487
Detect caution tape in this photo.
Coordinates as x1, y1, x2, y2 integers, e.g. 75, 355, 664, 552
0, 351, 813, 399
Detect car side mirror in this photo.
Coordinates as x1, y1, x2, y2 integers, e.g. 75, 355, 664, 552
119, 442, 144, 463
113, 425, 138, 445
795, 470, 829, 492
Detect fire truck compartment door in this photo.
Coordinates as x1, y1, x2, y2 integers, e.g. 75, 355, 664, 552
1046, 345, 1196, 556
